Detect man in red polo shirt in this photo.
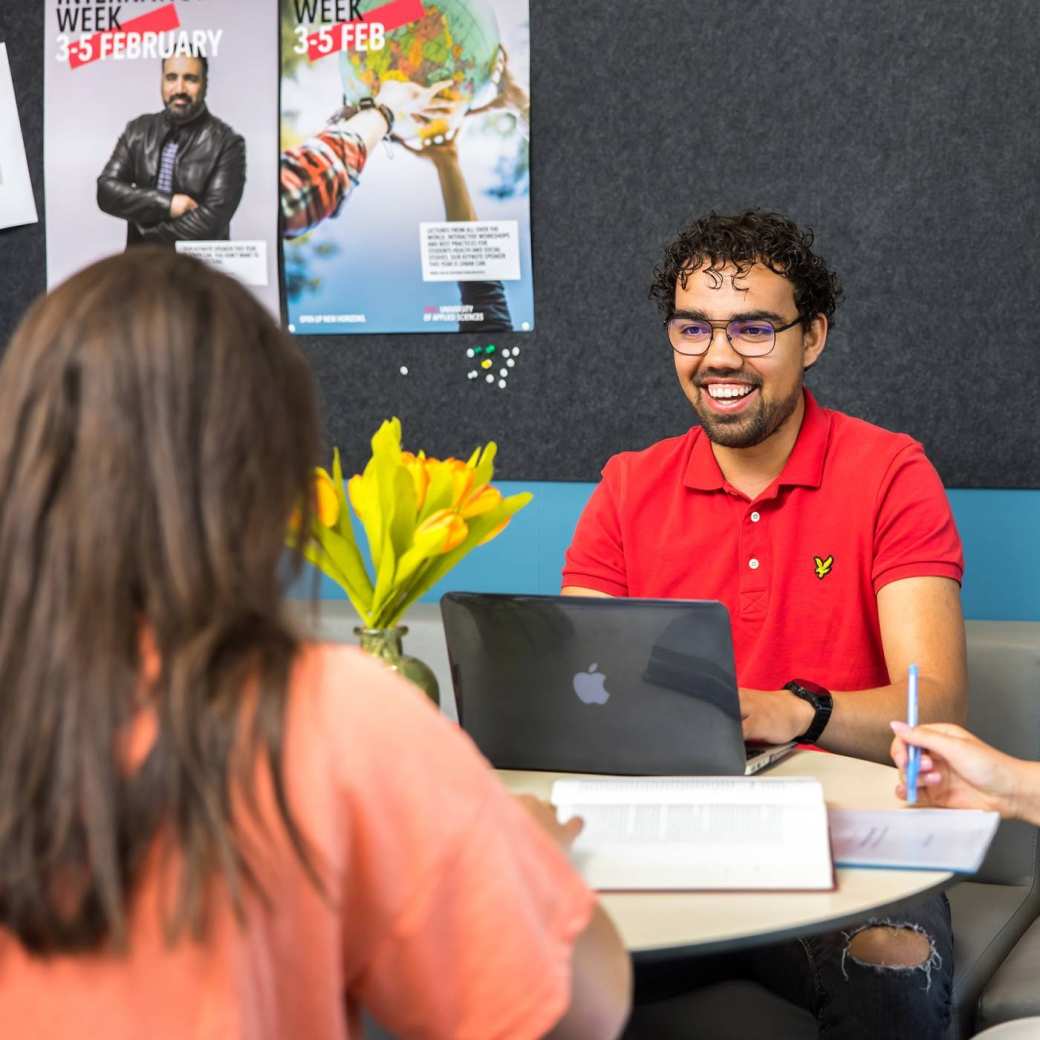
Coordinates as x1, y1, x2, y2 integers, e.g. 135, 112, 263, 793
563, 210, 965, 1039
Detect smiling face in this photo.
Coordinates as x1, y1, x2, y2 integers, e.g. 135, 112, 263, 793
671, 262, 827, 449
161, 56, 207, 124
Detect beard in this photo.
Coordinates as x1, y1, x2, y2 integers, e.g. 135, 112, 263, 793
164, 94, 205, 124
694, 378, 803, 449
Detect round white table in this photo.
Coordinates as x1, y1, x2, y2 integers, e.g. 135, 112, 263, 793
499, 749, 953, 956
974, 1021, 1040, 1039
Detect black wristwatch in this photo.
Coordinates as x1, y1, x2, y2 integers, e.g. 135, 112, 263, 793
784, 679, 834, 743
358, 96, 395, 136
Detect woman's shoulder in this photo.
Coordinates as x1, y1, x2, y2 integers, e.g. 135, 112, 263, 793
290, 641, 436, 719
285, 641, 493, 793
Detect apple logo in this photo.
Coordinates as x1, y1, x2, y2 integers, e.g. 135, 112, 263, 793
573, 662, 610, 705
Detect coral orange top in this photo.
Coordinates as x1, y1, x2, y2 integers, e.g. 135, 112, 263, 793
0, 644, 594, 1039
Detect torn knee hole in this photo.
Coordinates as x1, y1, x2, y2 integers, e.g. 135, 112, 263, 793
846, 924, 933, 968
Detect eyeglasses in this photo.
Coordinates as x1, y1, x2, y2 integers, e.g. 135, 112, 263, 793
665, 314, 803, 357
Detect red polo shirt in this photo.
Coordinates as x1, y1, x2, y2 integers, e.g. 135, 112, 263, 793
562, 391, 963, 692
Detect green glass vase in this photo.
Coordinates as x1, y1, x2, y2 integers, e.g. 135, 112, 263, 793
354, 625, 440, 706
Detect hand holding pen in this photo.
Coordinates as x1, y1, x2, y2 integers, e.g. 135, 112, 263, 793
890, 712, 1033, 820
904, 664, 920, 804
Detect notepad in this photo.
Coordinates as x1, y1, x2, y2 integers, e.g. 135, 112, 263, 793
829, 808, 1000, 873
550, 776, 834, 891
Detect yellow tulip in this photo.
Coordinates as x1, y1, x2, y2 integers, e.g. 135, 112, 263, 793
287, 469, 340, 532
460, 483, 502, 518
417, 456, 472, 518
401, 451, 430, 511
297, 429, 532, 632
415, 508, 468, 554
314, 470, 340, 527
347, 474, 366, 520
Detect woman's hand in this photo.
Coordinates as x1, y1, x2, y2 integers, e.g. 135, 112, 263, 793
890, 720, 1034, 819
374, 78, 454, 130
513, 794, 584, 850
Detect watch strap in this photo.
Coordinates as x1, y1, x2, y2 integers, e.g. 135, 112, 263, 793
784, 678, 833, 744
357, 96, 395, 136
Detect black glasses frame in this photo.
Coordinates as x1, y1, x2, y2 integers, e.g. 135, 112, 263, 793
664, 314, 803, 358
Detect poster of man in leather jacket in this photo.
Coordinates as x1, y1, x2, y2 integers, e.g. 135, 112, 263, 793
97, 53, 246, 248
44, 1, 280, 318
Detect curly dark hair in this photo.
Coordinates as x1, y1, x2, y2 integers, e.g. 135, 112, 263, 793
649, 210, 843, 328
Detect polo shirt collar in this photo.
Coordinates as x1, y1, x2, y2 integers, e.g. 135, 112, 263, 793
683, 389, 831, 492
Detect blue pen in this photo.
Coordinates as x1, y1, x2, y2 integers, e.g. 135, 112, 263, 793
905, 663, 920, 805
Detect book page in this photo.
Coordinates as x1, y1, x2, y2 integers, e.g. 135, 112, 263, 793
551, 777, 833, 891
552, 776, 825, 806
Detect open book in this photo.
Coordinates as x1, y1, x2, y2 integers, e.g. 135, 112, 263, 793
551, 777, 834, 891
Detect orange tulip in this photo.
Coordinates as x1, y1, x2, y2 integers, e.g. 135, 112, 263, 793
448, 460, 475, 506
460, 483, 502, 518
415, 508, 468, 554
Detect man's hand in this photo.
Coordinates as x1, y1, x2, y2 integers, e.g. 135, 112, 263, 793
513, 794, 584, 850
169, 193, 199, 219
400, 132, 461, 165
739, 687, 814, 744
468, 46, 530, 126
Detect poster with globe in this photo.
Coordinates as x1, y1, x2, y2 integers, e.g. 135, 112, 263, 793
280, 0, 533, 335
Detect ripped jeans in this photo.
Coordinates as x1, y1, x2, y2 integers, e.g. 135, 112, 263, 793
632, 892, 953, 1040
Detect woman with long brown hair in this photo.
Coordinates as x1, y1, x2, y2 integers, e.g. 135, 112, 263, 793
0, 250, 630, 1038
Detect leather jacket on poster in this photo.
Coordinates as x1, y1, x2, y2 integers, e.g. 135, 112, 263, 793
97, 105, 246, 246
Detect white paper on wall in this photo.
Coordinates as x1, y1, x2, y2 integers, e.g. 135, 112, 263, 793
0, 42, 39, 231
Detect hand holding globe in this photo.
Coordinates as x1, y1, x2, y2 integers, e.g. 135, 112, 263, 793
339, 0, 503, 143
373, 78, 454, 135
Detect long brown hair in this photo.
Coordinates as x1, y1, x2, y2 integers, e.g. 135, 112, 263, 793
0, 250, 321, 953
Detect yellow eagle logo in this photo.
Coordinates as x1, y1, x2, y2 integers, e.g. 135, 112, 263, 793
813, 555, 834, 580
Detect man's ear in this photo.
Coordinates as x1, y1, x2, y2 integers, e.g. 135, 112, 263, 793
802, 314, 828, 372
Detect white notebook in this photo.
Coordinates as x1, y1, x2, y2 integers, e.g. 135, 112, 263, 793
829, 808, 1000, 873
551, 776, 834, 891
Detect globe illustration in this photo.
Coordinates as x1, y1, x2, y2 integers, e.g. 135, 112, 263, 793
339, 0, 501, 142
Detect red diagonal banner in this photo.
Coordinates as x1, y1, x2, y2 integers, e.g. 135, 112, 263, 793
306, 0, 425, 62
68, 3, 181, 70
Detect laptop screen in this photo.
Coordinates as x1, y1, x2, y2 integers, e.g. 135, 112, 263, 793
441, 593, 750, 776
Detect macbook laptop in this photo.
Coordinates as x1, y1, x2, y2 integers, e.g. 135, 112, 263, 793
440, 593, 795, 776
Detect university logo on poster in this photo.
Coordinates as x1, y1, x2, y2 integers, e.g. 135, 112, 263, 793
280, 0, 533, 334
44, 0, 280, 316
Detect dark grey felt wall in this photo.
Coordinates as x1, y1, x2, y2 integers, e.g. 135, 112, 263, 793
2, 1, 1038, 487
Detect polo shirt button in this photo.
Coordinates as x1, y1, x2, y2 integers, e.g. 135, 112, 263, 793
750, 511, 761, 522
748, 558, 760, 570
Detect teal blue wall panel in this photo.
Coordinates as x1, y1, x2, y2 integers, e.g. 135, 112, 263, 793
947, 490, 1040, 621
298, 485, 1040, 622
